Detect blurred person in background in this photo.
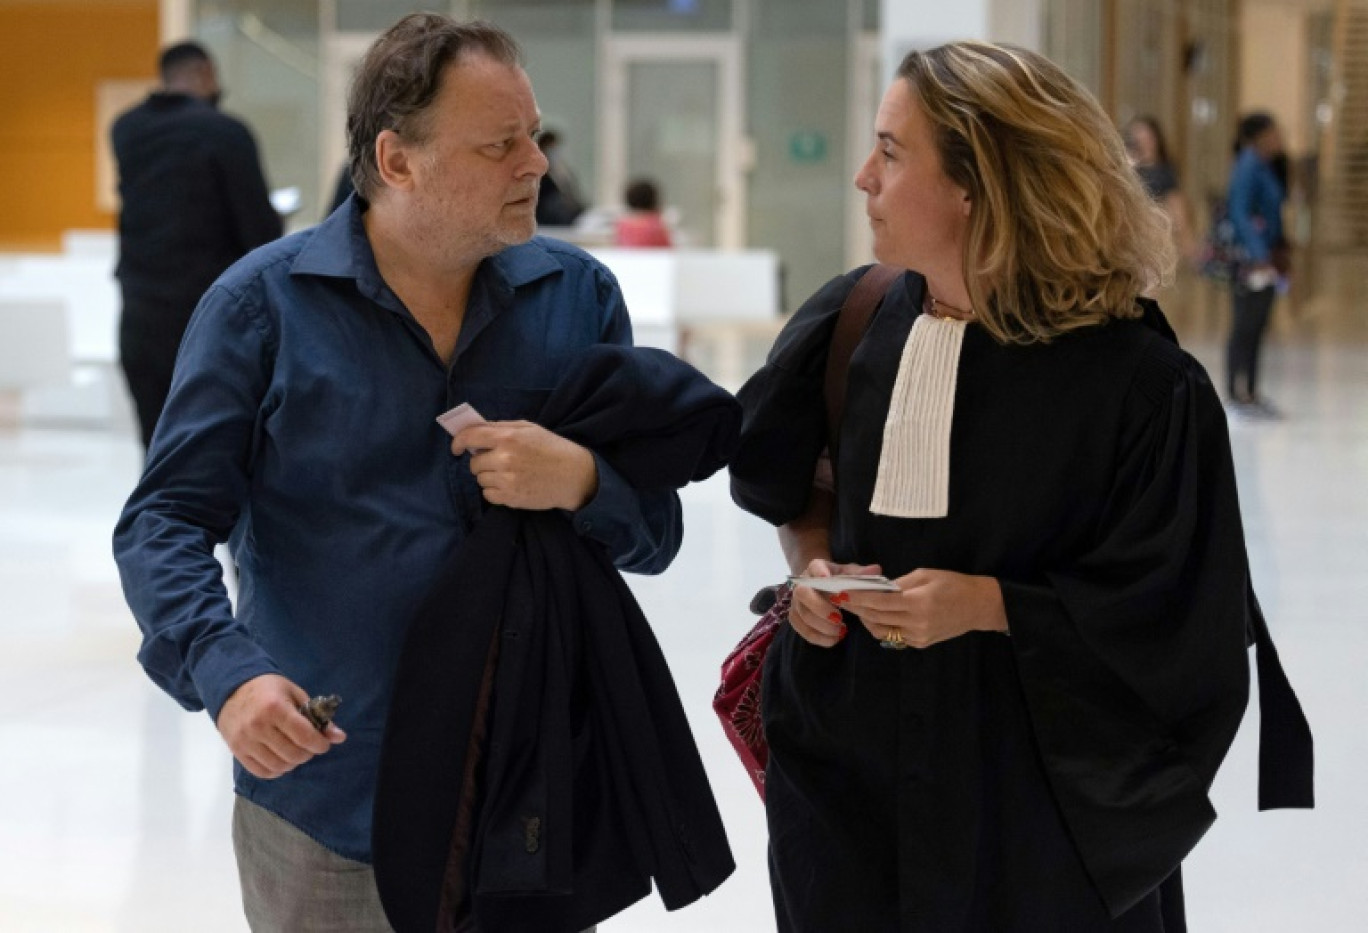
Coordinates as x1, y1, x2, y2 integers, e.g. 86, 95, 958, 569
1225, 110, 1290, 417
614, 178, 673, 248
1125, 115, 1199, 266
535, 129, 587, 226
327, 162, 356, 216
112, 41, 281, 452
729, 41, 1311, 932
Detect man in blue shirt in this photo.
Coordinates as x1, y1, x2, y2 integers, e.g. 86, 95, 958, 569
114, 15, 678, 930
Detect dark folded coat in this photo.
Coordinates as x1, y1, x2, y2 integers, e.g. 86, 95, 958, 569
374, 345, 740, 933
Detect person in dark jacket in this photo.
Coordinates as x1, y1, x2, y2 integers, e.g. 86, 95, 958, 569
730, 42, 1311, 933
112, 40, 281, 451
535, 130, 587, 227
327, 162, 356, 216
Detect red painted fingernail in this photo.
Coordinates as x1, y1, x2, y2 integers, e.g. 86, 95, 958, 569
828, 612, 842, 623
836, 592, 850, 603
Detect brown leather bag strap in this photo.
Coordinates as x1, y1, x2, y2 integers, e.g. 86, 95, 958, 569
824, 264, 902, 453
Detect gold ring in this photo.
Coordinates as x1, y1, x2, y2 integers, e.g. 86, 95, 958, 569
879, 627, 908, 651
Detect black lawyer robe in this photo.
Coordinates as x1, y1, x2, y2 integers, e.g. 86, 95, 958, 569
374, 345, 740, 933
729, 268, 1312, 932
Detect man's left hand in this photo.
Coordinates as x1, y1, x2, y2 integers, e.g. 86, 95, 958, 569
456, 421, 598, 511
840, 568, 1008, 649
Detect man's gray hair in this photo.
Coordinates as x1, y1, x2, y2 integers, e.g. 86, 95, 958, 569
346, 14, 522, 200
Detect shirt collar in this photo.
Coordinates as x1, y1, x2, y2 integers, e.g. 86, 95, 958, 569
291, 195, 564, 293
289, 194, 384, 288
489, 237, 565, 289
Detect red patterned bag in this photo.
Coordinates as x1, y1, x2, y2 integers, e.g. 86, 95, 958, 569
712, 584, 791, 799
712, 264, 901, 801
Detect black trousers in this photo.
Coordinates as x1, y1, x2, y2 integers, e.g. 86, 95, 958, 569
1226, 284, 1276, 401
118, 293, 196, 451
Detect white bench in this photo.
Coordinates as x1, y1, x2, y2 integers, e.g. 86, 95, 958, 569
0, 231, 130, 428
0, 298, 70, 389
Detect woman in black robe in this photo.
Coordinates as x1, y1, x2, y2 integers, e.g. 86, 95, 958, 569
729, 42, 1311, 933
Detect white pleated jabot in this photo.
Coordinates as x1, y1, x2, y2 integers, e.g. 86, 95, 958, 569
868, 313, 968, 519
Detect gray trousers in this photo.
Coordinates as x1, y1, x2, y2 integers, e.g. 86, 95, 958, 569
232, 796, 597, 933
232, 796, 394, 932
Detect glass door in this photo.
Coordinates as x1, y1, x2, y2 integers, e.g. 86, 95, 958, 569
602, 37, 745, 248
625, 59, 718, 246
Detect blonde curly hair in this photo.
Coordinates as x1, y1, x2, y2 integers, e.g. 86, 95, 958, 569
898, 42, 1175, 344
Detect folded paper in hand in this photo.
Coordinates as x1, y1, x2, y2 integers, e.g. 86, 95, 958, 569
787, 574, 899, 593
435, 402, 486, 437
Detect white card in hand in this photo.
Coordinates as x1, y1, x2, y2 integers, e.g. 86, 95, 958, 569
787, 573, 900, 593
436, 402, 486, 437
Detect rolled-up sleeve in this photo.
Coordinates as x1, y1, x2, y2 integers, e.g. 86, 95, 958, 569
112, 281, 281, 718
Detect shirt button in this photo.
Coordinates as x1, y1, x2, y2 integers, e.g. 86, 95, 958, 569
580, 520, 593, 533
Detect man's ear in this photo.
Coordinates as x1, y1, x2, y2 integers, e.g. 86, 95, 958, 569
374, 129, 417, 193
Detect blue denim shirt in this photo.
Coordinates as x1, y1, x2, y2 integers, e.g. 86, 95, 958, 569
113, 197, 682, 861
1227, 146, 1285, 265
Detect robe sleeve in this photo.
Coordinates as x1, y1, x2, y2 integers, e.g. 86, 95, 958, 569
729, 269, 865, 524
998, 340, 1258, 916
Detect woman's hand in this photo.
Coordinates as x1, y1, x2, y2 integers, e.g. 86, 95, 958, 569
840, 568, 1007, 649
787, 559, 883, 648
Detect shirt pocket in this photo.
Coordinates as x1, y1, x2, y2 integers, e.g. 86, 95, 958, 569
460, 384, 554, 424
449, 385, 557, 523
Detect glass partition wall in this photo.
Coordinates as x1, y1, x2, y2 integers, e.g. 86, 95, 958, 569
182, 1, 1358, 333
182, 0, 878, 308
194, 0, 323, 226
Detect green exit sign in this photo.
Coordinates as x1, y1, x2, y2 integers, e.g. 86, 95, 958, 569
788, 131, 828, 164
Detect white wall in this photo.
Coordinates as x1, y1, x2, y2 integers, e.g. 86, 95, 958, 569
880, 0, 986, 84
879, 0, 1042, 85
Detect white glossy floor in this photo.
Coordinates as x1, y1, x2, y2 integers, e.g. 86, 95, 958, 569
2, 313, 1366, 930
